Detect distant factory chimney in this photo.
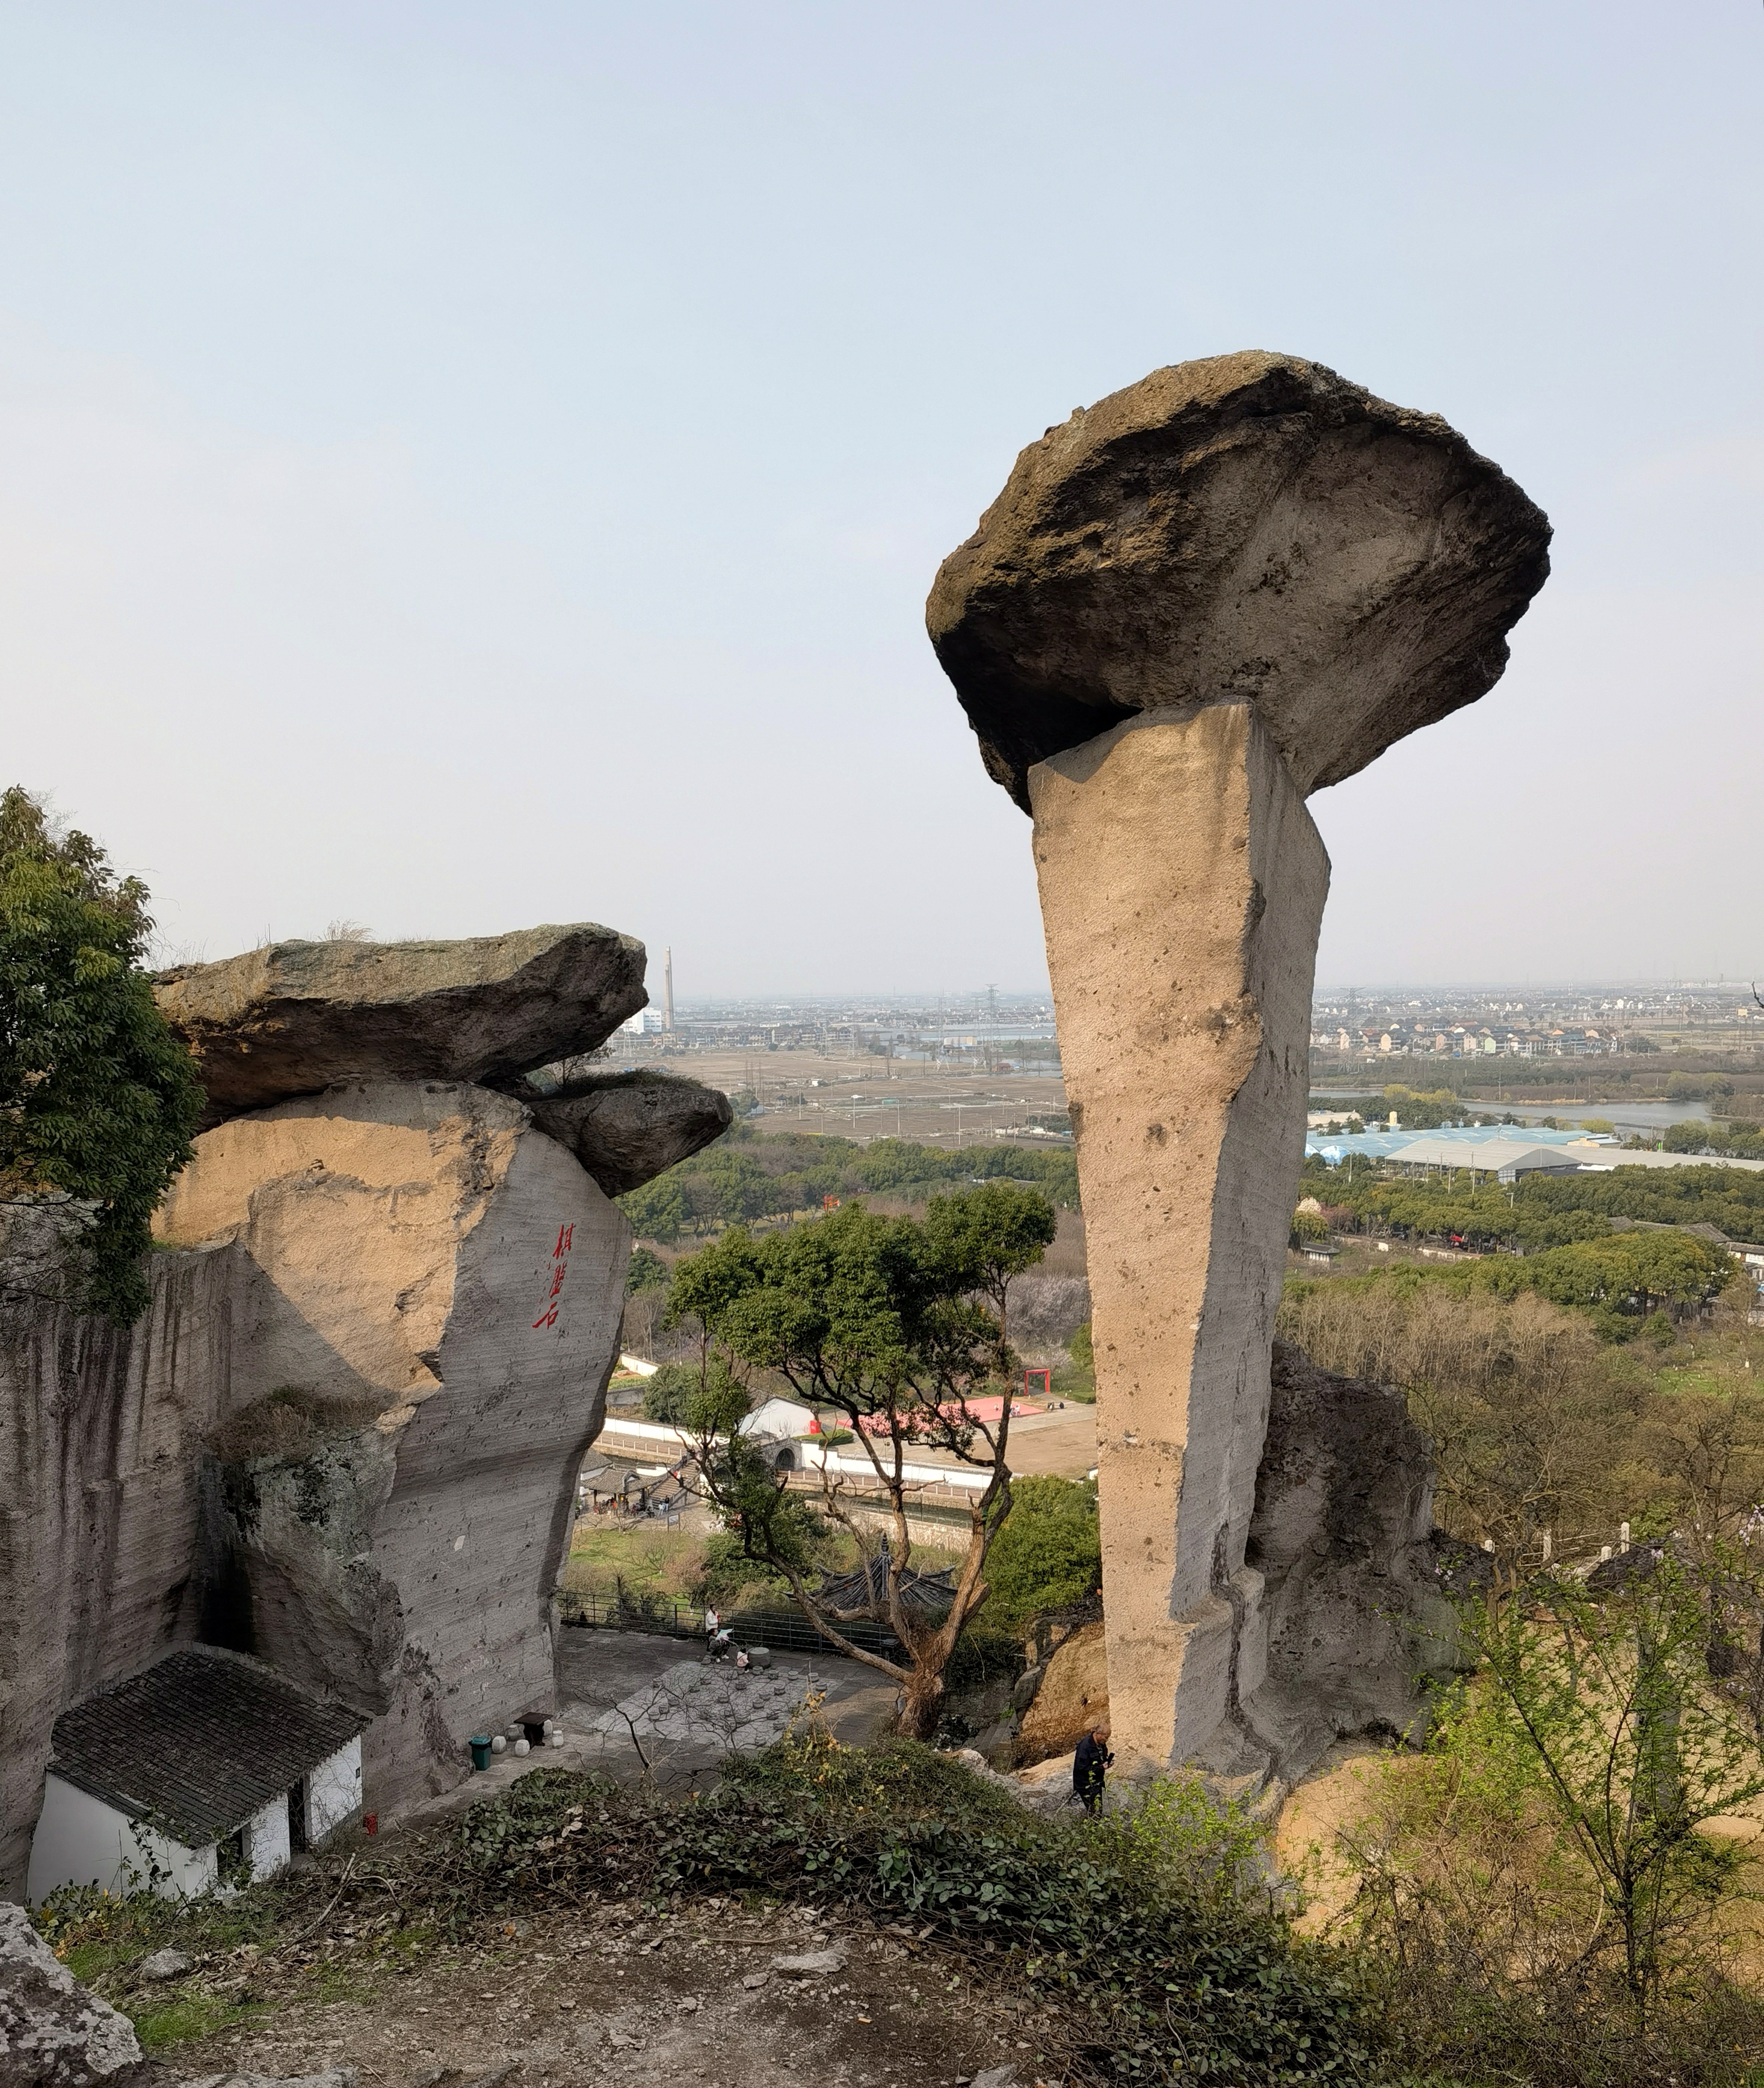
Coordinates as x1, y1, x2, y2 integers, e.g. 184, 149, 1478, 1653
664, 946, 674, 1032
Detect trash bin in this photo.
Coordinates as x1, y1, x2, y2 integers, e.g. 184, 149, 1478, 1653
469, 1735, 493, 1772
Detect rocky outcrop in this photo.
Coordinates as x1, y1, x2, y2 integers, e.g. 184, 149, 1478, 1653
158, 1083, 630, 1816
1, 1084, 629, 1892
517, 1068, 733, 1195
0, 1215, 241, 1892
2, 908, 723, 1896
155, 926, 646, 1130
1239, 1342, 1468, 1782
1014, 1620, 1109, 1763
928, 353, 1546, 1781
1029, 704, 1327, 1774
927, 350, 1551, 812
0, 1899, 146, 2083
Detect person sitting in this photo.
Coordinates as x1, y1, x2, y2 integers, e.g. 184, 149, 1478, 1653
1073, 1721, 1113, 1814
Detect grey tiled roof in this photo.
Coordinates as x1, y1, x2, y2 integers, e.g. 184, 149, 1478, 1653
49, 1645, 368, 1846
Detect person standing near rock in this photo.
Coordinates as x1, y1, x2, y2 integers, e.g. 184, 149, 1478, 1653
1073, 1722, 1112, 1814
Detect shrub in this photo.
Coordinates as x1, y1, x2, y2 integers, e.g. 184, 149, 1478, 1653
640, 1361, 699, 1422
403, 1745, 1375, 2083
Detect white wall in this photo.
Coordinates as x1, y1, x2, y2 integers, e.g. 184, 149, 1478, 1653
305, 1737, 362, 1842
243, 1792, 290, 1880
26, 1774, 217, 1903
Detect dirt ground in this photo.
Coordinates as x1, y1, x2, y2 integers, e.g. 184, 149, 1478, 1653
117, 1630, 1072, 2084
635, 1047, 1069, 1157
154, 1897, 1062, 2087
995, 1403, 1094, 1479
1271, 1743, 1386, 1932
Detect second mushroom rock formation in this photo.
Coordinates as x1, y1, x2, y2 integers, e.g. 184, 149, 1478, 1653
928, 352, 1549, 1780
142, 926, 729, 1814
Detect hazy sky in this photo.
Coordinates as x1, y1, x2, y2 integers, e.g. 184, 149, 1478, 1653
4, 4, 1759, 999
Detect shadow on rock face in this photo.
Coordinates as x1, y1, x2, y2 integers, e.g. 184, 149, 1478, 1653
1242, 1340, 1481, 1782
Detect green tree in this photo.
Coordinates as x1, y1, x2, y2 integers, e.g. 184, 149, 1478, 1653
618, 1173, 687, 1244
640, 1361, 699, 1423
922, 1178, 1058, 1348
624, 1244, 669, 1295
1461, 1555, 1764, 2019
982, 1474, 1102, 1627
0, 788, 202, 1320
667, 1187, 1055, 1737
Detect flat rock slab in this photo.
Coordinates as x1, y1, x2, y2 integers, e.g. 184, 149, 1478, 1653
521, 1070, 732, 1194
0, 1900, 146, 2083
155, 925, 646, 1129
927, 349, 1550, 810
770, 1948, 848, 1976
138, 1947, 194, 1980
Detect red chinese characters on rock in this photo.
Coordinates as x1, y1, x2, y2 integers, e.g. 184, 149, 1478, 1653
533, 1223, 574, 1329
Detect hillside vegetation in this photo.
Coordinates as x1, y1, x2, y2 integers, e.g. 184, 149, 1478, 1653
618, 1123, 1079, 1242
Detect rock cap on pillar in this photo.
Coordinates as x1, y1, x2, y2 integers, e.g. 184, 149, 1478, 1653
927, 350, 1551, 810
155, 923, 647, 1130
514, 1068, 735, 1195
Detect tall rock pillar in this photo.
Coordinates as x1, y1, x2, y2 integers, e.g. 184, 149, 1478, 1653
1029, 707, 1327, 1771
928, 351, 1550, 1776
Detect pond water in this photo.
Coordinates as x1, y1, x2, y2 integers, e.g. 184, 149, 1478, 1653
1308, 1088, 1712, 1135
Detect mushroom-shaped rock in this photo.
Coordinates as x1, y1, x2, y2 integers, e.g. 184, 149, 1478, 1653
155, 924, 646, 1130
927, 354, 1547, 1783
519, 1069, 733, 1194
928, 350, 1550, 810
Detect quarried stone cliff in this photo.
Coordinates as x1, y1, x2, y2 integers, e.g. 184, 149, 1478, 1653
155, 1082, 631, 1819
1, 925, 729, 1896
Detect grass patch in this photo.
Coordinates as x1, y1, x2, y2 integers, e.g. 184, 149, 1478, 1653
562, 1522, 706, 1601
128, 1992, 264, 2051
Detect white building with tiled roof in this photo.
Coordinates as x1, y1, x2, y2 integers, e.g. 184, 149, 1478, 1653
28, 1646, 366, 1902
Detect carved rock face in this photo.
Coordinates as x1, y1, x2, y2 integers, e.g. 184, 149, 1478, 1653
155, 924, 647, 1130
155, 1083, 630, 1817
927, 350, 1550, 810
518, 1068, 735, 1195
1029, 706, 1328, 1776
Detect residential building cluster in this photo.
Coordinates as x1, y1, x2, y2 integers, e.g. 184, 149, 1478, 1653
1310, 982, 1762, 1062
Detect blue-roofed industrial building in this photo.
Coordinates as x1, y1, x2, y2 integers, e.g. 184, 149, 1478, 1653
1304, 1124, 1605, 1165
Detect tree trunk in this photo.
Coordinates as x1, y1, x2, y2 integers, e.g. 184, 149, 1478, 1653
898, 1661, 946, 1740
